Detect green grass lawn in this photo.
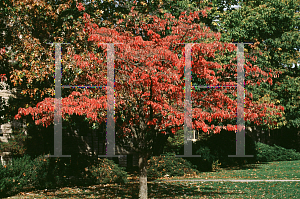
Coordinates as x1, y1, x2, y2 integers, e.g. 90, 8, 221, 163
7, 160, 300, 198
159, 160, 300, 180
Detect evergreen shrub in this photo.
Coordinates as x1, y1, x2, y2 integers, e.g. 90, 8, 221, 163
0, 154, 51, 197
0, 154, 79, 197
187, 130, 257, 171
147, 152, 199, 179
87, 158, 128, 184
255, 141, 300, 162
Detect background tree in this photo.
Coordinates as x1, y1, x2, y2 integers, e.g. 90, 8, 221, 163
0, 0, 121, 157
206, 0, 300, 130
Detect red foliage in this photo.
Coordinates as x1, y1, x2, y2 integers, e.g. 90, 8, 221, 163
15, 6, 285, 135
0, 74, 7, 82
76, 2, 85, 12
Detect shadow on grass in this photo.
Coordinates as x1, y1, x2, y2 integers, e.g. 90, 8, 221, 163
38, 181, 246, 198
221, 162, 267, 171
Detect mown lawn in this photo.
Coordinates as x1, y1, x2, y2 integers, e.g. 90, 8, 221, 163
161, 160, 300, 180
7, 160, 300, 198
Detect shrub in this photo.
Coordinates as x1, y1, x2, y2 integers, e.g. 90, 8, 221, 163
147, 152, 199, 179
190, 130, 257, 171
164, 129, 184, 155
44, 156, 72, 188
0, 154, 51, 197
87, 158, 128, 184
165, 129, 300, 172
186, 145, 217, 172
255, 141, 300, 162
211, 160, 222, 172
0, 154, 79, 197
23, 155, 52, 189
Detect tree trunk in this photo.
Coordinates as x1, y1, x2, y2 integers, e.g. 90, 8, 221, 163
139, 154, 147, 199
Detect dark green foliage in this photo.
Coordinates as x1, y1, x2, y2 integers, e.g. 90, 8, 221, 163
255, 141, 300, 163
86, 158, 128, 184
271, 126, 300, 152
45, 156, 73, 188
147, 152, 199, 179
0, 154, 130, 197
0, 154, 89, 197
0, 154, 52, 197
184, 130, 256, 171
214, 0, 300, 130
164, 129, 184, 155
190, 132, 300, 171
165, 128, 300, 172
188, 145, 218, 172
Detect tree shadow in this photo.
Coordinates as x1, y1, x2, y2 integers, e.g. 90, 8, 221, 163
38, 181, 247, 198
221, 162, 266, 171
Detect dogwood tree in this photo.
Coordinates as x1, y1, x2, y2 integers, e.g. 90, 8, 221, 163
15, 4, 285, 198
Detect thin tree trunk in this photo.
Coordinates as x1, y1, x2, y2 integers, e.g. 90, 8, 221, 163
139, 154, 147, 199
